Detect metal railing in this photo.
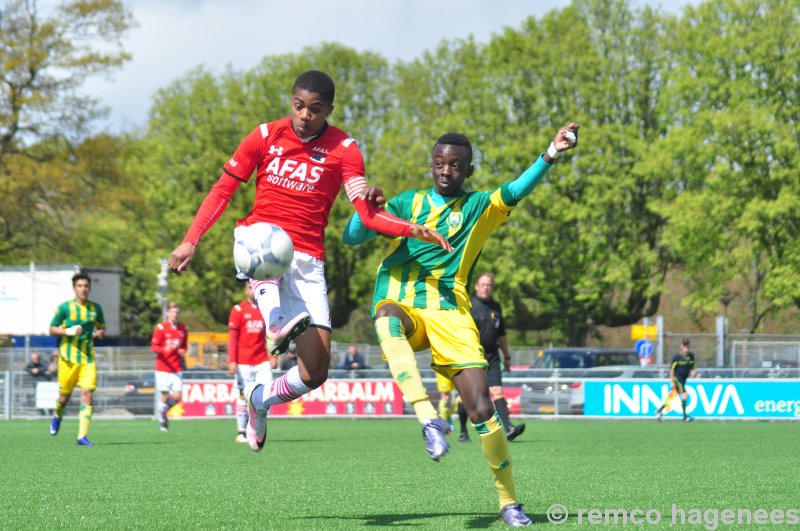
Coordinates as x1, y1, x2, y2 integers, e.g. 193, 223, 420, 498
4, 367, 799, 420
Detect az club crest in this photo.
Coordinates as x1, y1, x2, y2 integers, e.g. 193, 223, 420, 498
447, 211, 463, 230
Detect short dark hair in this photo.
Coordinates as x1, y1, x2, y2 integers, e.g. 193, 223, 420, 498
434, 133, 473, 165
681, 338, 691, 347
293, 70, 335, 104
475, 272, 495, 285
71, 273, 90, 287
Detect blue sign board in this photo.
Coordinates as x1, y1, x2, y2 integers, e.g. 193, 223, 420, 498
584, 380, 800, 419
634, 339, 654, 358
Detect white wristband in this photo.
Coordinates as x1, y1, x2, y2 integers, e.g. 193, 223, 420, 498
64, 325, 79, 336
547, 142, 559, 159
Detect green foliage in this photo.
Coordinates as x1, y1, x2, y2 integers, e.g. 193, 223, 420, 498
658, 0, 800, 332
465, 0, 675, 344
0, 0, 137, 308
6, 0, 800, 343
0, 0, 134, 157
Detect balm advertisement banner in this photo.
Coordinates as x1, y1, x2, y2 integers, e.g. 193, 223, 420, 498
173, 379, 404, 418
584, 380, 800, 419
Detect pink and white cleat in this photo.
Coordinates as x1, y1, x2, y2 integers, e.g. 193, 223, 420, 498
243, 382, 268, 452
267, 312, 310, 355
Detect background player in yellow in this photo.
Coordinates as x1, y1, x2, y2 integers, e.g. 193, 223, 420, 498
48, 273, 106, 446
343, 123, 579, 526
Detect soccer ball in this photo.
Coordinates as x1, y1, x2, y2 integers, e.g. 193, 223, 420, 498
233, 222, 294, 281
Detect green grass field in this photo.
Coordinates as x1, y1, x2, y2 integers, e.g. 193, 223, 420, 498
1, 418, 797, 529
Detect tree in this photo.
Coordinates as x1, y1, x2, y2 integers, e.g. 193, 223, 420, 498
0, 0, 133, 157
471, 0, 674, 345
0, 0, 134, 260
658, 0, 800, 332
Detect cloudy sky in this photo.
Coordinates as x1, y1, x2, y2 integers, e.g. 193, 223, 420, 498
78, 0, 694, 133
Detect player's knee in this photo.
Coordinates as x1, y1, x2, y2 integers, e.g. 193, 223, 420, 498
467, 399, 494, 424
304, 367, 329, 389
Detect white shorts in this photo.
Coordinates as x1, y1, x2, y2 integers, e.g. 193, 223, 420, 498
236, 362, 273, 391
234, 226, 331, 330
156, 371, 183, 393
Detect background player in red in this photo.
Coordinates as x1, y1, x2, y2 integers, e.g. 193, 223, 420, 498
228, 282, 274, 443
151, 300, 188, 431
168, 70, 452, 452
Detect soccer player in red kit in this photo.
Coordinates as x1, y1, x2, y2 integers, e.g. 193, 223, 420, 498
168, 70, 452, 452
228, 282, 273, 443
151, 301, 188, 431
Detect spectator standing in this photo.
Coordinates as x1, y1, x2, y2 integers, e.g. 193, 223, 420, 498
48, 273, 106, 446
229, 282, 273, 443
152, 301, 188, 431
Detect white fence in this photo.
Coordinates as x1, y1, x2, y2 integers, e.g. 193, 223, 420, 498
731, 341, 800, 369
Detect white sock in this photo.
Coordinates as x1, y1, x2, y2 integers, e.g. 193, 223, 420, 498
264, 366, 311, 407
251, 278, 282, 327
236, 398, 248, 431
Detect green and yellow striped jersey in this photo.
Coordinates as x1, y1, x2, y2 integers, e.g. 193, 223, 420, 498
50, 299, 105, 364
371, 184, 516, 315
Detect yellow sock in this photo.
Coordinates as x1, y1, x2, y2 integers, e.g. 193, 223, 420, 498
78, 405, 93, 439
438, 395, 451, 420
474, 412, 517, 509
375, 316, 437, 422
448, 395, 461, 419
54, 401, 66, 419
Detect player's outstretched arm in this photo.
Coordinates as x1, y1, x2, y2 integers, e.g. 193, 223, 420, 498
408, 224, 454, 252
342, 211, 376, 245
506, 122, 580, 202
350, 194, 452, 252
343, 204, 453, 252
341, 184, 387, 245
168, 173, 242, 274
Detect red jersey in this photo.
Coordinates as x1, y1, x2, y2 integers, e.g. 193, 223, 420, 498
223, 117, 365, 260
152, 320, 188, 373
228, 300, 268, 366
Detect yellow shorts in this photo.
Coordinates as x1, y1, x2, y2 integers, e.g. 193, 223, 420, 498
58, 358, 97, 395
436, 372, 455, 393
375, 300, 487, 380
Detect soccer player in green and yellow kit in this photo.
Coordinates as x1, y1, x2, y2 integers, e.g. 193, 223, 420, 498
48, 273, 106, 446
343, 123, 579, 526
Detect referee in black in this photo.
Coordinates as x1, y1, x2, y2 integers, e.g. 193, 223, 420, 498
458, 272, 525, 442
656, 338, 697, 421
